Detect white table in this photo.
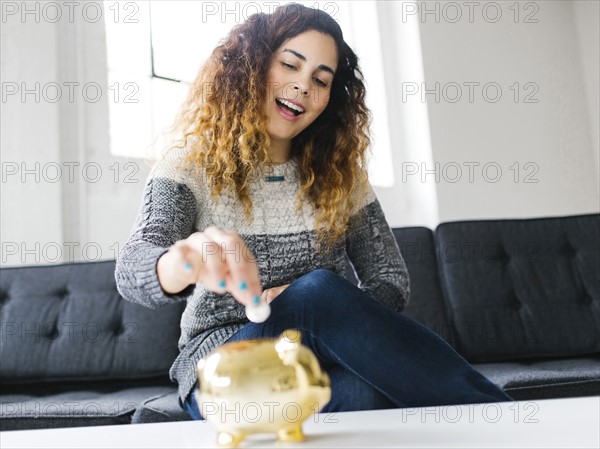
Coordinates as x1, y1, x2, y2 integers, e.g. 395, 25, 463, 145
1, 396, 598, 448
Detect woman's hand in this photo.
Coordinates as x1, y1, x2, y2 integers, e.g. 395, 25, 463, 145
157, 226, 262, 306
260, 284, 290, 304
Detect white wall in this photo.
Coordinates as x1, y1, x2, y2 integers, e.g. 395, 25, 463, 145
1, 1, 598, 267
1, 5, 153, 267
415, 0, 599, 223
1, 17, 64, 265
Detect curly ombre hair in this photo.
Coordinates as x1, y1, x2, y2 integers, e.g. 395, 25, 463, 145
166, 3, 372, 252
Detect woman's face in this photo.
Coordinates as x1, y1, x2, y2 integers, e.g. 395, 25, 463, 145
264, 30, 338, 146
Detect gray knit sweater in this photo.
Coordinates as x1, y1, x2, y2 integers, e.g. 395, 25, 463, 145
114, 148, 410, 405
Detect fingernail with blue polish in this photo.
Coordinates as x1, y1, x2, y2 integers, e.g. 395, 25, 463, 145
218, 279, 226, 289
252, 295, 260, 305
184, 262, 192, 272
240, 280, 247, 291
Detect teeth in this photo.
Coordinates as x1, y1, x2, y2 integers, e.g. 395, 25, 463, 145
277, 98, 304, 114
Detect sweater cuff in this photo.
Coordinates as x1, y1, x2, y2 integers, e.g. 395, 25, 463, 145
136, 245, 196, 305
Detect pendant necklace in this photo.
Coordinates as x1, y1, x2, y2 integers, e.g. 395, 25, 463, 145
264, 161, 289, 182
265, 173, 285, 182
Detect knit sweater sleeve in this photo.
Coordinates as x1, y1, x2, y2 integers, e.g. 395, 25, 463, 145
114, 149, 199, 309
345, 184, 410, 313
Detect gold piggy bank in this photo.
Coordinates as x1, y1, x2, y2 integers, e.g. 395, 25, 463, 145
196, 329, 331, 447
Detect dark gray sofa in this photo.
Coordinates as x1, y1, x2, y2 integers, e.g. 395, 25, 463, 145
1, 213, 599, 430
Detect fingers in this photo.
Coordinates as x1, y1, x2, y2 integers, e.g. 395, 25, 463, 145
169, 226, 263, 306
201, 226, 262, 305
178, 233, 230, 294
168, 241, 203, 284
156, 243, 199, 295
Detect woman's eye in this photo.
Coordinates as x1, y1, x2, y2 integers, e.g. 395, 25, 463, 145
280, 61, 328, 87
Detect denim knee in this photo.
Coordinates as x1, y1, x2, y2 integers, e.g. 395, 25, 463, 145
286, 268, 352, 308
294, 268, 343, 288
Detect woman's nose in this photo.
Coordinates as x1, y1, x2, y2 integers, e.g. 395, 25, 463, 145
293, 78, 310, 97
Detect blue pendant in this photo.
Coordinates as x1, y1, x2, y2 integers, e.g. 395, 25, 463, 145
265, 176, 285, 182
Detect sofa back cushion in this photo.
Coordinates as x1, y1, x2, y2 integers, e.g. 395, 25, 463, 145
0, 260, 185, 383
345, 227, 457, 347
435, 213, 600, 362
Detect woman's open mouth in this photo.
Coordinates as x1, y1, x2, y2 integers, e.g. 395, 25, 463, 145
275, 98, 305, 121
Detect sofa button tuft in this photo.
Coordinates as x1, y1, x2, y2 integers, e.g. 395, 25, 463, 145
561, 239, 576, 257
45, 324, 60, 340
511, 294, 522, 310
56, 287, 69, 299
494, 248, 509, 263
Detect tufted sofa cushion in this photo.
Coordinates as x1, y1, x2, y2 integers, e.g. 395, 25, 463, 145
473, 355, 600, 400
0, 380, 175, 430
130, 390, 191, 424
435, 213, 600, 362
0, 260, 185, 383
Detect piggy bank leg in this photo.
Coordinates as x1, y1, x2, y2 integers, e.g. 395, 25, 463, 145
277, 425, 304, 443
217, 430, 245, 448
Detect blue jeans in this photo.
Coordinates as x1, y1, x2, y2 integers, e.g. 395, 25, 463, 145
182, 269, 512, 419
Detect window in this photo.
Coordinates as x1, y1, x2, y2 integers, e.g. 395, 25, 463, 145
104, 1, 394, 186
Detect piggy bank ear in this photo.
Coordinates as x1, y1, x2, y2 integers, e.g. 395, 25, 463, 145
275, 329, 302, 364
281, 329, 302, 344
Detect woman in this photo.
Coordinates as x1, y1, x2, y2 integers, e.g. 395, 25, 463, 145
114, 3, 512, 420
